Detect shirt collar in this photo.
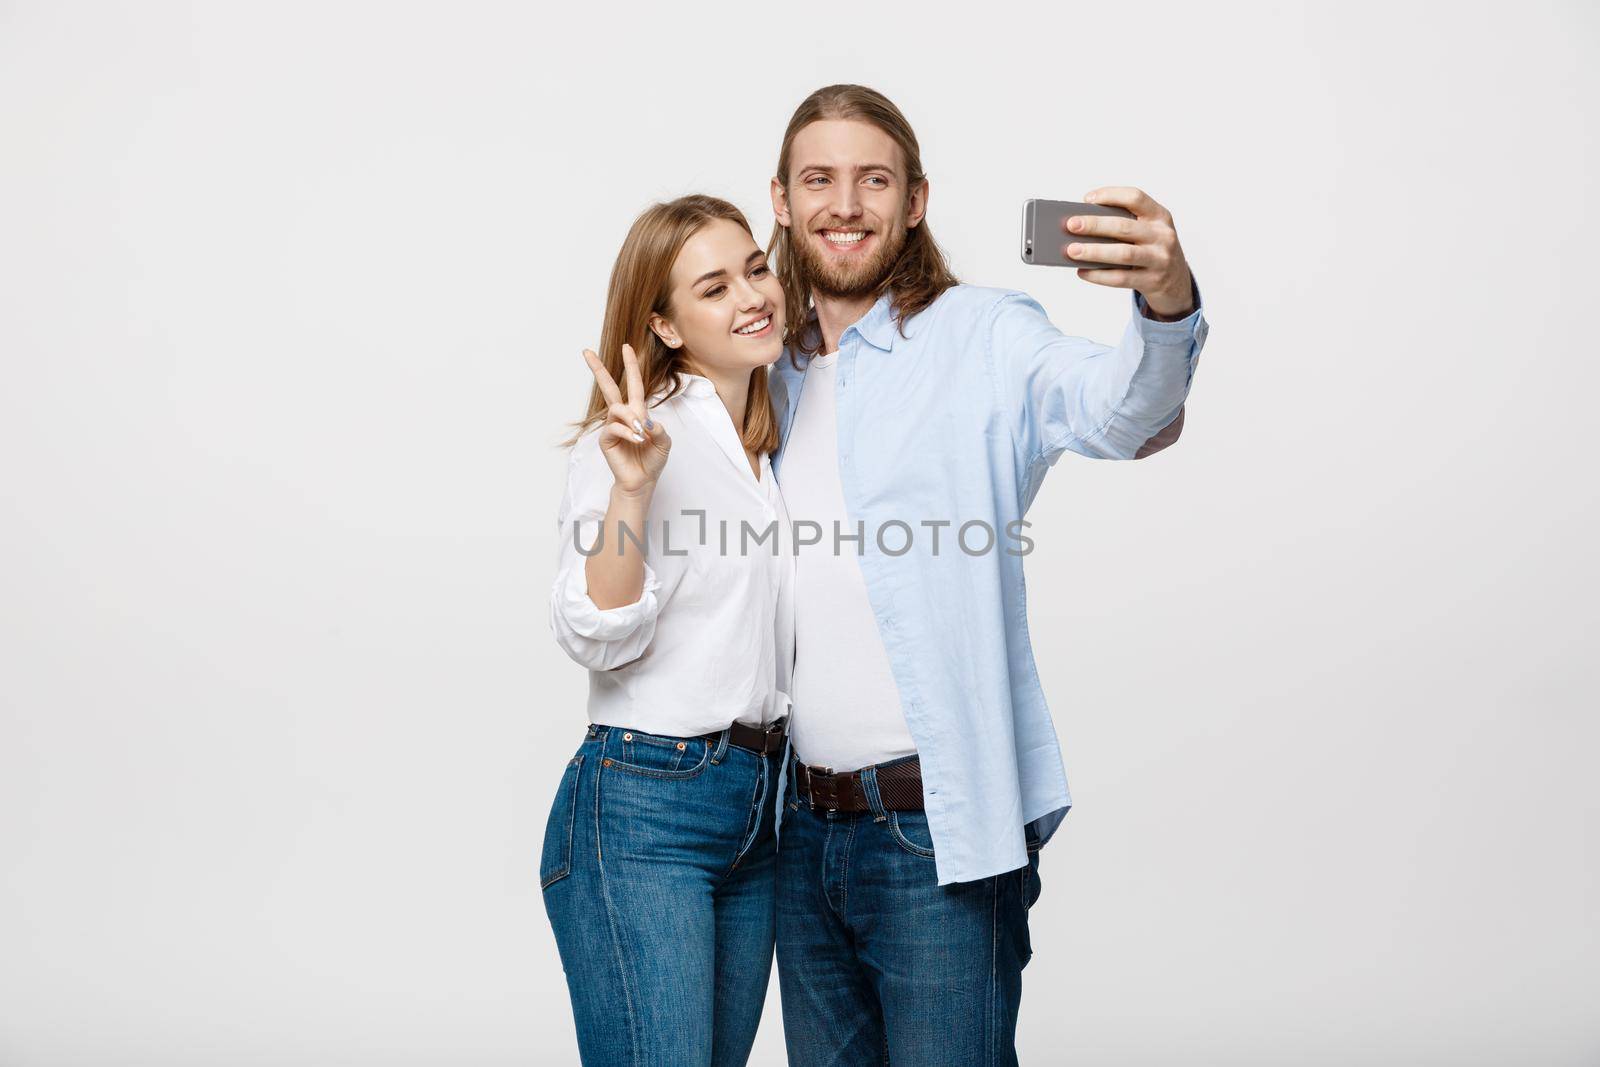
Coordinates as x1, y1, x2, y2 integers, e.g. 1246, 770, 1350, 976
840, 292, 900, 352
679, 373, 718, 398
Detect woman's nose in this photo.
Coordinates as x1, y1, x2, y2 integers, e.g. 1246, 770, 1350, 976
734, 276, 766, 309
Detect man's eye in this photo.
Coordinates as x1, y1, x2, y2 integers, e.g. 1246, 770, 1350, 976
865, 177, 887, 187
806, 177, 828, 187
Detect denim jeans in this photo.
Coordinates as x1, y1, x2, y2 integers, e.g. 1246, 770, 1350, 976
775, 754, 1043, 1067
540, 723, 780, 1067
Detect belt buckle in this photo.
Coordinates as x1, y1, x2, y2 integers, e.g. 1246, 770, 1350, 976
803, 764, 835, 812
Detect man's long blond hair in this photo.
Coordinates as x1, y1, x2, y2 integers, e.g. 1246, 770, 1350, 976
768, 84, 959, 360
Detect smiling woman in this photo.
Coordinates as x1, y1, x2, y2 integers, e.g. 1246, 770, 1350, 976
540, 194, 796, 1067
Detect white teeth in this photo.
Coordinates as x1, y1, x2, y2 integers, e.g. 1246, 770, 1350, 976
823, 231, 867, 245
735, 315, 771, 335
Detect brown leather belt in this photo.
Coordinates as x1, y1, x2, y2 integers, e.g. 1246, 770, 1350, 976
792, 755, 925, 813
702, 717, 788, 758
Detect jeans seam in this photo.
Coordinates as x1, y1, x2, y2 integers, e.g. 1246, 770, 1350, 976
838, 816, 856, 920
593, 739, 641, 1065
988, 875, 999, 1067
727, 755, 767, 874
539, 754, 584, 889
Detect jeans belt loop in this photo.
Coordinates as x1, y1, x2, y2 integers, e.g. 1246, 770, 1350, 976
860, 764, 887, 823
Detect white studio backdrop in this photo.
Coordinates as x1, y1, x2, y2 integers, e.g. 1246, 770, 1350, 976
1, 2, 1596, 1064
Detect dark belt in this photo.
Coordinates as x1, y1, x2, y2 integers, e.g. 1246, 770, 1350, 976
701, 716, 788, 758
792, 755, 925, 813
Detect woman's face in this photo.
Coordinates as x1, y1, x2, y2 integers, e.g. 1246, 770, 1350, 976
651, 218, 785, 376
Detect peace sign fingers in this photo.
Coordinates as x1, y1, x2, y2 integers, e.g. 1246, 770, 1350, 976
620, 343, 646, 415
581, 348, 624, 408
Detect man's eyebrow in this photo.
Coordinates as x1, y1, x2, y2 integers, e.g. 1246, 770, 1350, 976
691, 250, 765, 289
797, 163, 899, 176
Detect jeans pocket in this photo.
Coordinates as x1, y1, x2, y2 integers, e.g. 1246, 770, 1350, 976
539, 754, 584, 889
887, 810, 936, 858
606, 730, 710, 780
1021, 850, 1042, 910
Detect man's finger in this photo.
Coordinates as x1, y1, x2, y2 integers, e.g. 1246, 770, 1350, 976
582, 349, 625, 407
1083, 187, 1169, 223
1075, 267, 1141, 289
1061, 214, 1157, 243
1064, 241, 1149, 267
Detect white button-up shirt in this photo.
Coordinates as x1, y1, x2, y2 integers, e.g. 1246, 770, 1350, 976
549, 373, 795, 738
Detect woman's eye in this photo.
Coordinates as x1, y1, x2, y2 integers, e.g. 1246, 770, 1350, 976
704, 285, 726, 299
751, 265, 770, 277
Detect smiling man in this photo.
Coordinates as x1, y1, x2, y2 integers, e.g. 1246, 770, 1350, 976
765, 85, 1209, 1065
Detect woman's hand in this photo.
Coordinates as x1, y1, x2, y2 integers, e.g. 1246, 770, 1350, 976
581, 343, 671, 496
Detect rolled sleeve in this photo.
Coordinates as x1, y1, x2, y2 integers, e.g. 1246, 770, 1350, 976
555, 558, 661, 641
547, 433, 670, 672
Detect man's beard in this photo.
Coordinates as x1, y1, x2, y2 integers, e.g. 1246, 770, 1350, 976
791, 220, 909, 301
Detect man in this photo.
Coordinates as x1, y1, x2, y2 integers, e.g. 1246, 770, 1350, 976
766, 85, 1208, 1065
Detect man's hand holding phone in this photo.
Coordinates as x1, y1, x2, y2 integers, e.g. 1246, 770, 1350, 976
1067, 187, 1194, 320
1024, 187, 1196, 321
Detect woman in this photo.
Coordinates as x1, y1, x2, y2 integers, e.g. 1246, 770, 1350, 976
539, 194, 793, 1067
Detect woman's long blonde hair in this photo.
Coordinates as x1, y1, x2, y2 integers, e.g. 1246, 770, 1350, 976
564, 195, 781, 456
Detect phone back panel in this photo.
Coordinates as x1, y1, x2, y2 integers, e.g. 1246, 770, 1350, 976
1022, 199, 1137, 268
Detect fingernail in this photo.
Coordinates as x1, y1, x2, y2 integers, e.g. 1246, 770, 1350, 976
645, 418, 655, 430
632, 433, 644, 443
632, 419, 643, 433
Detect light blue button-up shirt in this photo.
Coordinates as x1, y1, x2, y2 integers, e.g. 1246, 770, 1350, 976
770, 283, 1209, 885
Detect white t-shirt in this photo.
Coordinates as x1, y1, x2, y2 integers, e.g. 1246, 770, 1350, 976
781, 351, 917, 771
549, 373, 795, 738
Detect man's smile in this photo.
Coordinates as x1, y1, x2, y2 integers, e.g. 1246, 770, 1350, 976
818, 228, 874, 252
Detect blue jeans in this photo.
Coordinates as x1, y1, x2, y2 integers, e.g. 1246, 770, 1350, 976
775, 754, 1043, 1067
540, 723, 779, 1066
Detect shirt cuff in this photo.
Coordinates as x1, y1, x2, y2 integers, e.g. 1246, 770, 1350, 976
1133, 277, 1207, 346
555, 561, 662, 641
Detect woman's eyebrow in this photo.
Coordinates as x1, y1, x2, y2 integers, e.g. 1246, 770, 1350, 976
691, 251, 763, 289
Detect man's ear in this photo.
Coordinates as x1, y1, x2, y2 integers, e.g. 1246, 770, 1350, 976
906, 178, 929, 230
649, 313, 682, 350
770, 177, 791, 227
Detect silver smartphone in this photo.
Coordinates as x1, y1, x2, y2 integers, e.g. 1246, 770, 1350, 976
1021, 199, 1136, 268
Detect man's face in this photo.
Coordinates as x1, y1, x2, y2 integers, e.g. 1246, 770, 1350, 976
771, 119, 928, 300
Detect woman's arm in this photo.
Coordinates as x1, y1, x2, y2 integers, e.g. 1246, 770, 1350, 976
549, 343, 675, 671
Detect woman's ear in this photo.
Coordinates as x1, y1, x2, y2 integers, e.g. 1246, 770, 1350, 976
649, 313, 683, 349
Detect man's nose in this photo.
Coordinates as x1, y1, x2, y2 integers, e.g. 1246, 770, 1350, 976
830, 184, 862, 221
